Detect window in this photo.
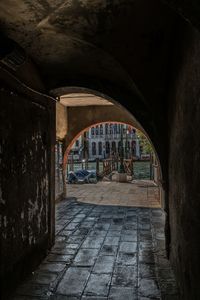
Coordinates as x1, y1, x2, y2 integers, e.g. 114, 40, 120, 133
96, 125, 99, 135
75, 140, 79, 147
132, 140, 136, 155
111, 141, 116, 153
98, 142, 102, 155
100, 125, 103, 135
106, 141, 110, 154
92, 142, 96, 155
105, 124, 108, 135
117, 124, 120, 133
114, 124, 117, 134
132, 128, 136, 134
118, 141, 122, 153
110, 124, 113, 134
91, 127, 95, 135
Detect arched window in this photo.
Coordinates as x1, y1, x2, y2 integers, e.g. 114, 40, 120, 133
110, 124, 113, 134
114, 124, 117, 134
105, 124, 108, 135
111, 141, 116, 153
132, 140, 136, 155
96, 125, 99, 135
98, 142, 102, 155
118, 141, 122, 153
106, 141, 110, 154
117, 124, 120, 133
92, 142, 96, 155
91, 127, 95, 135
100, 124, 103, 135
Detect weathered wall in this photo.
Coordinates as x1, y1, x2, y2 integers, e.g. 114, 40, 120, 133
168, 23, 200, 299
55, 103, 67, 201
0, 81, 55, 298
56, 102, 67, 140
55, 141, 64, 201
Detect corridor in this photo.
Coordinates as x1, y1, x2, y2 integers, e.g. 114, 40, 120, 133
1, 0, 200, 298
13, 197, 178, 300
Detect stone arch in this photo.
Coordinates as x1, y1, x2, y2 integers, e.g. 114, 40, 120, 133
55, 87, 164, 196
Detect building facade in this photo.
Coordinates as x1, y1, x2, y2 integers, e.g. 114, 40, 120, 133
69, 123, 141, 161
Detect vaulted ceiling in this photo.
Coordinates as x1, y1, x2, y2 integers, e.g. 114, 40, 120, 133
0, 0, 177, 101
0, 0, 199, 166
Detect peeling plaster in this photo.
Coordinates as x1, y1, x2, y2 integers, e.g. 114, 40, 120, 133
3, 216, 7, 227
0, 187, 6, 205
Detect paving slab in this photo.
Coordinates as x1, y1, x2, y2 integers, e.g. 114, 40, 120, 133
112, 266, 137, 287
51, 295, 79, 300
56, 267, 90, 296
28, 271, 58, 285
82, 297, 107, 300
84, 273, 111, 296
73, 249, 99, 266
139, 263, 157, 278
93, 255, 115, 273
116, 252, 137, 266
81, 236, 104, 249
88, 229, 108, 237
107, 230, 121, 237
104, 236, 120, 246
108, 287, 137, 300
39, 263, 66, 273
138, 278, 161, 298
100, 245, 118, 256
119, 242, 137, 253
46, 254, 73, 264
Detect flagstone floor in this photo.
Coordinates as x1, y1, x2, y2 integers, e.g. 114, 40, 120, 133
12, 182, 179, 300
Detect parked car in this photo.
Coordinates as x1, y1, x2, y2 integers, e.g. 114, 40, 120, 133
67, 169, 97, 184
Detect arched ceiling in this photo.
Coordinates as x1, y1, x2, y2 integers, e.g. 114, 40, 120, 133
0, 0, 177, 101
1, 0, 198, 176
60, 93, 114, 107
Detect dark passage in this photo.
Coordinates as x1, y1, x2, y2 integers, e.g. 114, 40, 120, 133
1, 0, 200, 299
13, 199, 178, 300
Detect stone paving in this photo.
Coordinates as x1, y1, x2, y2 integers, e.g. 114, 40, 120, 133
13, 195, 179, 300
66, 180, 160, 208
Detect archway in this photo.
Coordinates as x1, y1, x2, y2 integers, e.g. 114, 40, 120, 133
63, 121, 163, 208
54, 87, 162, 168
63, 121, 162, 183
1, 0, 200, 297
54, 88, 166, 241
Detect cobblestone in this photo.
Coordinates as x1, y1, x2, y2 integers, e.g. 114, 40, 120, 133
12, 185, 179, 300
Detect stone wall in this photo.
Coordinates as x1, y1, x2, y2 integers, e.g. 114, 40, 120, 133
55, 103, 68, 200
56, 102, 68, 140
0, 83, 55, 298
168, 23, 200, 299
